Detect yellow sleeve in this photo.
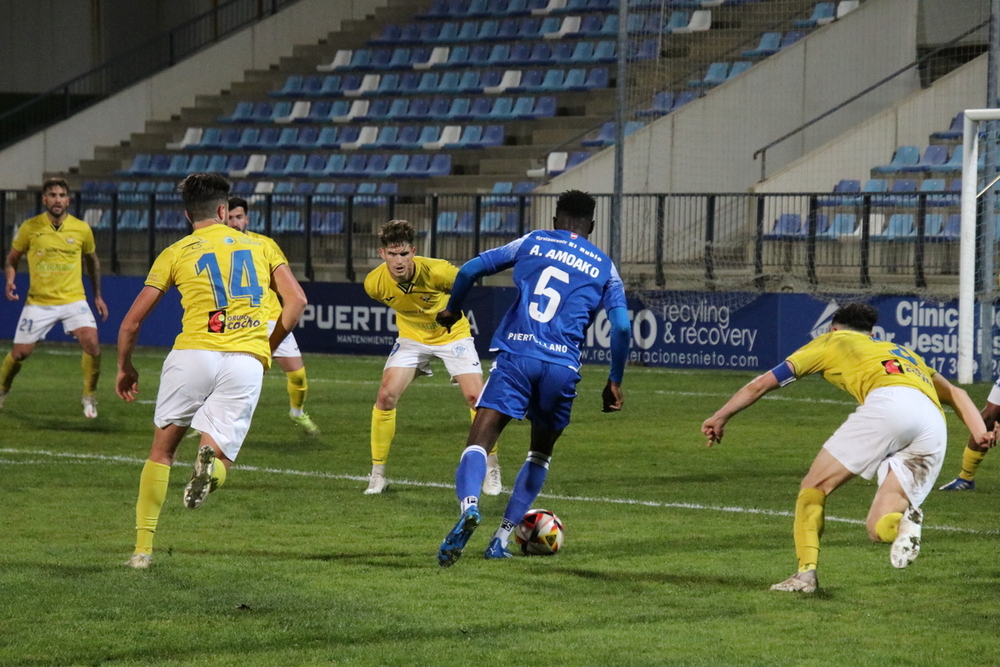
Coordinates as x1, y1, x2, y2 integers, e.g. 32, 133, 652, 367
266, 236, 288, 266
145, 246, 176, 292
81, 224, 96, 255
363, 268, 381, 300
433, 260, 458, 292
785, 335, 830, 378
11, 222, 30, 253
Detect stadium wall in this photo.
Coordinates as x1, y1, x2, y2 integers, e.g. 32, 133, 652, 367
1, 277, 988, 380
753, 54, 987, 193
540, 0, 918, 194
0, 0, 388, 190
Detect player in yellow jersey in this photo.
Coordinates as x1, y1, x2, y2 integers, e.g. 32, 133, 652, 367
362, 219, 500, 495
2, 177, 108, 418
701, 303, 994, 592
226, 197, 319, 435
116, 173, 307, 570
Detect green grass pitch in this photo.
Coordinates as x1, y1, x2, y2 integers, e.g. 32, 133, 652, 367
1, 344, 998, 666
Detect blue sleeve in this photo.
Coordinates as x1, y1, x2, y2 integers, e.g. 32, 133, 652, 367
770, 361, 796, 386
601, 265, 627, 312
446, 256, 491, 312
607, 306, 630, 384
478, 234, 528, 273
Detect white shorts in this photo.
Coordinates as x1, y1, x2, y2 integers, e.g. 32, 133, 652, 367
267, 320, 301, 359
823, 386, 946, 508
13, 300, 97, 344
987, 381, 1000, 406
383, 336, 482, 379
153, 349, 264, 461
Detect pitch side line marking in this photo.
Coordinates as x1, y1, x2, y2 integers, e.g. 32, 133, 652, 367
0, 448, 994, 536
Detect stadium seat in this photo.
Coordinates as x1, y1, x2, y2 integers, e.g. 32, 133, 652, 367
763, 214, 803, 239
374, 127, 401, 149
582, 122, 615, 147
447, 125, 483, 148
728, 61, 752, 79
407, 98, 431, 120
362, 99, 391, 121
316, 49, 352, 72
903, 145, 950, 172
794, 2, 836, 28
306, 101, 333, 123
219, 101, 253, 123
248, 102, 275, 123
510, 69, 543, 92
874, 179, 918, 207
425, 125, 461, 149
931, 112, 964, 140
488, 97, 516, 120
386, 98, 410, 120
837, 0, 860, 18
445, 45, 470, 67
272, 75, 303, 97
385, 154, 410, 177
880, 214, 915, 239
167, 127, 202, 150
276, 127, 300, 149
820, 213, 857, 237
629, 38, 659, 62
315, 127, 340, 149
480, 125, 505, 148
436, 211, 459, 233
314, 211, 345, 234
690, 62, 730, 87
304, 154, 330, 177
197, 128, 223, 149
486, 70, 521, 93
818, 179, 861, 206
872, 146, 922, 173
375, 74, 401, 96
257, 127, 281, 150
593, 40, 616, 62
743, 32, 781, 58
404, 154, 432, 177
397, 126, 423, 149
286, 101, 311, 123
781, 30, 806, 49
928, 145, 963, 173
468, 97, 493, 120
417, 126, 443, 147
637, 91, 674, 117
446, 98, 472, 119
426, 154, 453, 177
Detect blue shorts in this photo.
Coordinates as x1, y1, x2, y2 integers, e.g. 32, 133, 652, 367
477, 352, 581, 431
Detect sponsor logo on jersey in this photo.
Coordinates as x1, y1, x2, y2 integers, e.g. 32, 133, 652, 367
208, 309, 227, 333
882, 359, 904, 374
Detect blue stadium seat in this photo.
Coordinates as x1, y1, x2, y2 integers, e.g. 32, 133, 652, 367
582, 122, 615, 147
426, 154, 453, 177
404, 154, 432, 177
509, 42, 533, 65
446, 46, 470, 67
488, 97, 516, 120
427, 97, 452, 120
728, 61, 752, 79
187, 154, 210, 172
628, 38, 659, 62
903, 145, 950, 172
273, 75, 303, 97
593, 39, 616, 63
480, 125, 505, 148
364, 99, 392, 121
931, 112, 964, 140
689, 62, 729, 88
436, 211, 459, 233
537, 69, 565, 91
348, 49, 372, 69
375, 126, 401, 149
313, 211, 345, 234
399, 71, 421, 94
781, 31, 806, 49
418, 72, 441, 95
880, 214, 915, 239
249, 102, 274, 123
447, 98, 472, 119
928, 145, 963, 173
317, 75, 342, 96
469, 97, 493, 119
438, 71, 463, 93
260, 154, 287, 176
448, 125, 483, 148
387, 98, 410, 120
636, 91, 673, 117
458, 70, 482, 92
165, 154, 190, 177
197, 128, 223, 149
407, 98, 432, 120
469, 44, 492, 67
303, 154, 329, 177
219, 101, 253, 123
794, 2, 836, 27
874, 179, 917, 207
363, 154, 390, 177
385, 154, 410, 177
763, 214, 803, 239
511, 69, 543, 92
561, 68, 586, 90
397, 126, 423, 149
313, 127, 338, 150
517, 17, 542, 39
305, 101, 332, 123
488, 44, 512, 66
324, 154, 348, 177
528, 42, 554, 65
820, 213, 857, 237
496, 18, 521, 40
417, 126, 442, 146
375, 74, 400, 95
743, 32, 782, 57
872, 146, 921, 173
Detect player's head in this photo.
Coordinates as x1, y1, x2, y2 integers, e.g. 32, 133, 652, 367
179, 173, 231, 225
41, 177, 70, 221
831, 302, 879, 333
377, 219, 417, 282
227, 196, 249, 232
553, 190, 596, 236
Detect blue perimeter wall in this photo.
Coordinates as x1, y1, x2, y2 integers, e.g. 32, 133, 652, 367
0, 275, 985, 380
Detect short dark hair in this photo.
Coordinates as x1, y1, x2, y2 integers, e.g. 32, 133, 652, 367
832, 302, 879, 332
42, 177, 69, 195
179, 173, 231, 222
378, 219, 415, 247
555, 190, 596, 221
228, 196, 249, 213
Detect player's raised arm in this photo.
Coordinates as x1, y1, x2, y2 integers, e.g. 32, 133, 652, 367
702, 366, 783, 446
116, 286, 164, 402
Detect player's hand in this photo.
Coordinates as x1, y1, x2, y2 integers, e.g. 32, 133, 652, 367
702, 417, 725, 447
436, 308, 461, 333
975, 422, 1000, 449
5, 282, 17, 301
116, 364, 140, 402
601, 381, 623, 412
94, 296, 109, 322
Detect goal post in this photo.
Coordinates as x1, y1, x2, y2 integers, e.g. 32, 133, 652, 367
960, 108, 1000, 384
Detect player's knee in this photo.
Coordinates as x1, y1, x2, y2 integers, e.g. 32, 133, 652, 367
376, 389, 399, 410
11, 348, 32, 361
462, 392, 479, 408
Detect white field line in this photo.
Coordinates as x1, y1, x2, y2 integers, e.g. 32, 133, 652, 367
0, 448, 994, 536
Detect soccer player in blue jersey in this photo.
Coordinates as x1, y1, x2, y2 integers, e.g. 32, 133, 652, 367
435, 190, 632, 567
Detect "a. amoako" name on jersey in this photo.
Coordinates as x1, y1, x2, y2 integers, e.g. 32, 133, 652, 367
528, 244, 602, 277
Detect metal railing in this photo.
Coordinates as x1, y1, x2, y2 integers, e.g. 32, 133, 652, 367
0, 189, 973, 295
0, 0, 302, 151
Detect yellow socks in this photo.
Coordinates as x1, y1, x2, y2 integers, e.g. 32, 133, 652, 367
81, 352, 100, 396
286, 367, 308, 414
211, 460, 228, 491
0, 353, 22, 392
793, 487, 826, 573
959, 446, 988, 481
469, 407, 476, 423
874, 512, 902, 543
371, 407, 396, 465
134, 460, 171, 555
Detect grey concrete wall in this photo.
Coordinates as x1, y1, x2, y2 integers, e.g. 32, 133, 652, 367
0, 0, 388, 189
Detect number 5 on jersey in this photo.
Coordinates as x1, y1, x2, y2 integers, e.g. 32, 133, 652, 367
529, 266, 570, 323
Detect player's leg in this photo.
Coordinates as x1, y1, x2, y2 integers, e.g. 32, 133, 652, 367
1, 303, 55, 406
72, 326, 101, 418
185, 352, 264, 509
128, 423, 188, 569
440, 407, 512, 567
454, 371, 503, 495
276, 353, 318, 435
771, 448, 855, 593
0, 343, 35, 407
940, 396, 999, 491
367, 347, 422, 494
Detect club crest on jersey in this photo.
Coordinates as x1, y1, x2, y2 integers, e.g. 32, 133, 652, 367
66, 237, 75, 244
223, 237, 236, 244
882, 359, 904, 374
453, 344, 468, 357
208, 309, 227, 333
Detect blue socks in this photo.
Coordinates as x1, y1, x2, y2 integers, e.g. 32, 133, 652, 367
502, 451, 551, 527
456, 445, 488, 511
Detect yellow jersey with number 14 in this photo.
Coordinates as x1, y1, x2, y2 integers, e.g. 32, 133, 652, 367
244, 230, 288, 322
11, 214, 95, 306
144, 223, 285, 368
784, 329, 941, 410
364, 256, 471, 345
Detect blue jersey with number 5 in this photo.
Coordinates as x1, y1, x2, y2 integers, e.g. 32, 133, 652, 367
478, 229, 626, 369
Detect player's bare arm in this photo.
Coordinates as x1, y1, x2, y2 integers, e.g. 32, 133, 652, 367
83, 251, 108, 321
4, 248, 22, 301
602, 381, 623, 412
268, 264, 307, 354
116, 286, 164, 402
931, 373, 995, 448
702, 369, 782, 446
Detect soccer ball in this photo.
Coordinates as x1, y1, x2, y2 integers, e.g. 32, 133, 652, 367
515, 509, 565, 556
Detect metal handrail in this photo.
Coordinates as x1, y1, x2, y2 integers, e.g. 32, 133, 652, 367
753, 19, 990, 182
0, 0, 299, 152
